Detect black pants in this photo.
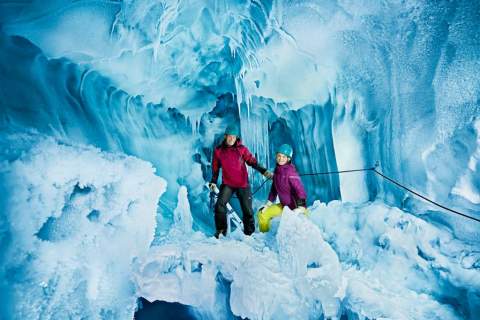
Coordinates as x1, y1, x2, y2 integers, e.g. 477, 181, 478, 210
214, 184, 255, 235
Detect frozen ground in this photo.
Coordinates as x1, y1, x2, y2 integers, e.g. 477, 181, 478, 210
0, 133, 478, 319
135, 195, 480, 320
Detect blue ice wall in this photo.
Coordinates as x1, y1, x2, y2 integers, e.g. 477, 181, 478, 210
0, 33, 210, 236
1, 1, 480, 319
0, 0, 479, 240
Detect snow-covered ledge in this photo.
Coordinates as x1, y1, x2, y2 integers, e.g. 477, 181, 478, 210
0, 135, 165, 319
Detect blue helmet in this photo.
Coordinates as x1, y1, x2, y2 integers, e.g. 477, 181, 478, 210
225, 124, 240, 137
276, 144, 293, 158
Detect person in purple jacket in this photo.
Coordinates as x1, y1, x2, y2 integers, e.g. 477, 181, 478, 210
258, 144, 307, 232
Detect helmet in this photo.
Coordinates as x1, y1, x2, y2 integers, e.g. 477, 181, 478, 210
276, 144, 293, 158
224, 124, 240, 137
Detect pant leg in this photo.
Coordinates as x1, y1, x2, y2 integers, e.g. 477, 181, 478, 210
214, 184, 234, 233
236, 186, 255, 235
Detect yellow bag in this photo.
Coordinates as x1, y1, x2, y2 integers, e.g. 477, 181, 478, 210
258, 204, 309, 232
257, 204, 284, 232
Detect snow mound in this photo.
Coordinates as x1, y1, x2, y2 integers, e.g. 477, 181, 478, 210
310, 200, 480, 319
0, 135, 165, 319
136, 200, 480, 319
135, 206, 343, 320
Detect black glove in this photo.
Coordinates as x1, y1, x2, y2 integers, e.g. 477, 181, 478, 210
263, 171, 274, 179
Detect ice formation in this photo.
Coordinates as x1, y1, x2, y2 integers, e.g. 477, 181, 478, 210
0, 134, 165, 318
135, 200, 479, 319
0, 0, 479, 319
135, 207, 343, 320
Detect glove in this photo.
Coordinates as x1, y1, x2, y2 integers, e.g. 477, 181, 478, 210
263, 170, 274, 179
259, 200, 273, 213
293, 206, 306, 214
208, 182, 217, 192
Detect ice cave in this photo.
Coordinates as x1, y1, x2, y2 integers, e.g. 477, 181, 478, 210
0, 1, 479, 319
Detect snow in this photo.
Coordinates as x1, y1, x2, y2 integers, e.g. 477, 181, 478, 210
135, 199, 480, 319
310, 200, 480, 319
136, 207, 343, 320
0, 134, 165, 319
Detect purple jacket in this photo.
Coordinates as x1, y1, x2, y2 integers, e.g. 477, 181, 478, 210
268, 163, 307, 209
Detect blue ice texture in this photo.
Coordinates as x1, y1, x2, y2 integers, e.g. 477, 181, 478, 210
0, 0, 479, 319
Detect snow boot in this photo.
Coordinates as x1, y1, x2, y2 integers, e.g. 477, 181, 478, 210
214, 229, 227, 239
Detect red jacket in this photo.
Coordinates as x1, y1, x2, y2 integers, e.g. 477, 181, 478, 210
211, 140, 267, 188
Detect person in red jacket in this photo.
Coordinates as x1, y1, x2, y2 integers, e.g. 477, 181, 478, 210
209, 124, 273, 238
